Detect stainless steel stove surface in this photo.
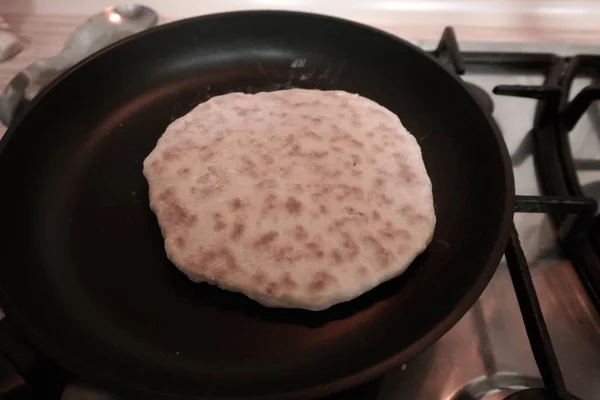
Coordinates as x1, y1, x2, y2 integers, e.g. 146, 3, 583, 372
377, 41, 600, 400
32, 39, 600, 400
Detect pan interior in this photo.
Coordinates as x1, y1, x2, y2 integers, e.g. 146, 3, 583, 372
0, 11, 513, 399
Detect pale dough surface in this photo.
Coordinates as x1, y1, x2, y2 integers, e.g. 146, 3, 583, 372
143, 89, 435, 311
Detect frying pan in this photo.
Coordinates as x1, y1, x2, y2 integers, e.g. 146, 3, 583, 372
0, 10, 514, 399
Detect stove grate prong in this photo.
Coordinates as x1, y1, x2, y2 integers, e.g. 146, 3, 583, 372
431, 27, 465, 76
560, 85, 600, 131
493, 84, 562, 102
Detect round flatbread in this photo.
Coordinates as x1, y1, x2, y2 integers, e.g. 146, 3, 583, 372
143, 89, 435, 311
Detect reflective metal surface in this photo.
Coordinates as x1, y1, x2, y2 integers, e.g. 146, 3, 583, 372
376, 59, 600, 400
0, 4, 157, 127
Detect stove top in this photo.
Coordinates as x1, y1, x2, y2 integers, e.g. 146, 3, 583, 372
2, 28, 600, 400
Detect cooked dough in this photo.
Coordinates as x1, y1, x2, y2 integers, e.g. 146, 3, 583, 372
143, 89, 435, 311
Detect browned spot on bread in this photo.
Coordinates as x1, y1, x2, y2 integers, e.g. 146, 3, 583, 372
260, 193, 278, 217
213, 213, 226, 232
256, 179, 278, 190
358, 266, 369, 278
351, 138, 364, 148
341, 232, 360, 261
337, 186, 364, 201
331, 249, 343, 264
308, 150, 329, 158
409, 212, 430, 225
289, 143, 301, 155
398, 166, 417, 184
372, 144, 385, 153
196, 173, 211, 185
201, 150, 215, 161
304, 129, 322, 141
224, 250, 241, 272
240, 155, 259, 178
285, 196, 303, 215
150, 159, 161, 172
214, 220, 226, 231
200, 186, 217, 198
262, 154, 275, 165
294, 225, 308, 241
158, 188, 197, 228
363, 235, 394, 269
307, 271, 336, 293
328, 215, 366, 232
312, 184, 364, 202
163, 147, 183, 161
398, 205, 430, 224
396, 243, 409, 255
174, 236, 186, 250
379, 195, 395, 205
398, 205, 413, 215
274, 245, 295, 262
372, 210, 381, 221
282, 272, 298, 289
230, 198, 243, 211
329, 133, 363, 149
278, 165, 294, 178
265, 282, 279, 296
195, 247, 240, 276
231, 223, 245, 241
291, 184, 304, 194
252, 272, 266, 285
283, 133, 296, 147
305, 242, 325, 258
178, 167, 190, 176
379, 221, 411, 241
254, 231, 279, 248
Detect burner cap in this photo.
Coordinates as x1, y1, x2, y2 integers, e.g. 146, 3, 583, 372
464, 82, 494, 114
505, 388, 581, 400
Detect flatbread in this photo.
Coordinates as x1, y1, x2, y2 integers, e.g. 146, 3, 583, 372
143, 89, 435, 311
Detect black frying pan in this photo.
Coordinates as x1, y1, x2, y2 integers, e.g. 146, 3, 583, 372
0, 10, 514, 399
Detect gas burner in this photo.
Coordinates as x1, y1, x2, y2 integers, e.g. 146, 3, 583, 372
505, 388, 581, 400
464, 81, 494, 113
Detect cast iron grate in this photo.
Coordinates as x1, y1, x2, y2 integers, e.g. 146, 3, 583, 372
430, 27, 599, 400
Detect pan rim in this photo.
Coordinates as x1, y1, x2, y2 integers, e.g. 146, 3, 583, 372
0, 9, 515, 400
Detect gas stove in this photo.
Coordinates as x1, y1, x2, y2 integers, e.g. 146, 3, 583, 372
376, 30, 600, 400
1, 27, 600, 400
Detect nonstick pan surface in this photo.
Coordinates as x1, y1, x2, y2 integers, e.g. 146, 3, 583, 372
0, 10, 514, 399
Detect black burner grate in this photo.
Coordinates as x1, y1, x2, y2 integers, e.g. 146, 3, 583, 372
429, 28, 599, 400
